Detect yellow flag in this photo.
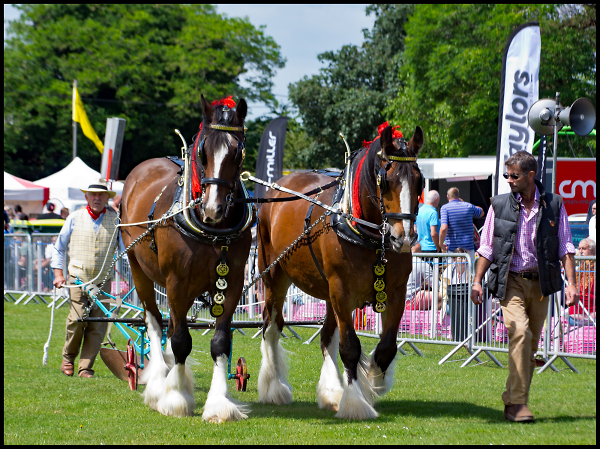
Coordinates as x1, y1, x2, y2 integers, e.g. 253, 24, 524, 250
73, 86, 104, 153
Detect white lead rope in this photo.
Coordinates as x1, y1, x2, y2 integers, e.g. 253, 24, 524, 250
42, 288, 56, 366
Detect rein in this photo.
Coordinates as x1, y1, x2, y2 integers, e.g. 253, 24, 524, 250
241, 172, 381, 230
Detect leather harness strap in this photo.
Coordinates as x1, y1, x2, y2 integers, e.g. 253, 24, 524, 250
304, 202, 328, 283
233, 179, 339, 204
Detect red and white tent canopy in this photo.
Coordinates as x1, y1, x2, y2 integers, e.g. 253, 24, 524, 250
4, 171, 50, 202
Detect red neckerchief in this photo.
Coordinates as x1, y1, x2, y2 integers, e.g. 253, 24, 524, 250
86, 205, 106, 221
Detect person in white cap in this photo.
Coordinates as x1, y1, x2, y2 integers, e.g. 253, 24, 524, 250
51, 179, 125, 378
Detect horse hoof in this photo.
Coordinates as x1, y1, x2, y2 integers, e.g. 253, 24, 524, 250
317, 387, 343, 412
202, 398, 249, 423
157, 390, 195, 417
258, 380, 293, 405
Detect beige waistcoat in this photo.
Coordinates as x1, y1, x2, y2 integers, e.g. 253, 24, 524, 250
68, 208, 118, 283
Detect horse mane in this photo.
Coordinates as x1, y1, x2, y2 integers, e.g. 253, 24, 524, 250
356, 136, 417, 209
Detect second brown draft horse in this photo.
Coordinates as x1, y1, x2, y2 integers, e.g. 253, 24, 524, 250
120, 95, 252, 422
257, 125, 423, 419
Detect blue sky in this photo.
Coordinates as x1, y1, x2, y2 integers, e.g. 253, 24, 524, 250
4, 4, 375, 120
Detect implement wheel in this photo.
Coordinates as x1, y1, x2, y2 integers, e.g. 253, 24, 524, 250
235, 357, 250, 391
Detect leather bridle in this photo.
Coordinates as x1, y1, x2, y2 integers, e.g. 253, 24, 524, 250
191, 113, 247, 215
375, 138, 423, 223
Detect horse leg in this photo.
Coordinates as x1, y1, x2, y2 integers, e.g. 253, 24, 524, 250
366, 307, 404, 398
202, 316, 249, 423
316, 302, 343, 411
156, 284, 195, 417
331, 281, 378, 420
257, 265, 293, 405
129, 254, 170, 412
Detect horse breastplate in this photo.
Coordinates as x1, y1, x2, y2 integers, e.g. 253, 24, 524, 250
165, 156, 255, 245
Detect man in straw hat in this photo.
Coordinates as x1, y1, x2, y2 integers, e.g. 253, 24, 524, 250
51, 179, 125, 378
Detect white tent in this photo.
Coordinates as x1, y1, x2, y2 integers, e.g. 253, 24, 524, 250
4, 171, 50, 216
33, 157, 124, 213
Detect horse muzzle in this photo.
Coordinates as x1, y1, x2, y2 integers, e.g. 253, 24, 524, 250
200, 201, 224, 224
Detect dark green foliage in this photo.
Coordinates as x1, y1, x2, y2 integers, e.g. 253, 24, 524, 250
387, 4, 596, 158
4, 4, 285, 180
288, 5, 415, 169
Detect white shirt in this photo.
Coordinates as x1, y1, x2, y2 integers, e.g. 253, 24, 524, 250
406, 260, 434, 300
589, 215, 596, 242
50, 210, 126, 270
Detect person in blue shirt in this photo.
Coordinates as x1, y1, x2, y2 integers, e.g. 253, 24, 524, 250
439, 187, 485, 261
416, 190, 441, 253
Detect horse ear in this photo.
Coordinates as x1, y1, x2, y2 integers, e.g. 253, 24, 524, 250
408, 126, 424, 156
201, 94, 214, 123
379, 126, 394, 155
236, 98, 247, 123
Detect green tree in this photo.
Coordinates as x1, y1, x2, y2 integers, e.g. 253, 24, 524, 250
4, 4, 285, 180
288, 4, 415, 169
387, 4, 596, 158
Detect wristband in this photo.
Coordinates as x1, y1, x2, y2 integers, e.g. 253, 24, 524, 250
473, 282, 481, 285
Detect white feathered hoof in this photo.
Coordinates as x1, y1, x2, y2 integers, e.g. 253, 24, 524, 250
317, 379, 343, 411
366, 354, 395, 398
202, 396, 249, 423
335, 378, 378, 420
258, 372, 293, 405
156, 363, 195, 417
201, 355, 249, 423
257, 314, 293, 405
140, 358, 170, 411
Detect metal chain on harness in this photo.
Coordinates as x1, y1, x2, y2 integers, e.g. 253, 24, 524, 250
240, 212, 328, 298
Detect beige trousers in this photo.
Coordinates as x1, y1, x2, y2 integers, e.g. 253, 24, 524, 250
499, 272, 549, 405
62, 276, 109, 375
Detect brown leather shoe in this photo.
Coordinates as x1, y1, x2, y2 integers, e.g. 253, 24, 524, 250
61, 361, 74, 377
504, 404, 534, 422
78, 370, 94, 378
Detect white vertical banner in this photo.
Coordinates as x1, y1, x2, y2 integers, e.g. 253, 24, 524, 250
495, 22, 541, 196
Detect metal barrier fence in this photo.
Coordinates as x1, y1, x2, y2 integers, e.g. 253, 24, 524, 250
5, 236, 595, 370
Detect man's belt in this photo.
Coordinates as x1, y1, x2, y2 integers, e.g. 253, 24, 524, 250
510, 271, 539, 280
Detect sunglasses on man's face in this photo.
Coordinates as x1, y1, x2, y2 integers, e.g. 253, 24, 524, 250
503, 172, 524, 180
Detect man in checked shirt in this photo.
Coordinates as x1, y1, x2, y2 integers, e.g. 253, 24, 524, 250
471, 151, 579, 423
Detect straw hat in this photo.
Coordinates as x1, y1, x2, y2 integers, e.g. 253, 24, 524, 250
81, 179, 117, 198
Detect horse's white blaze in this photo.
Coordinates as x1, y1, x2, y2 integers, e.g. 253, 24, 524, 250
257, 309, 293, 405
202, 354, 249, 423
317, 328, 343, 411
205, 134, 232, 219
399, 178, 412, 251
140, 313, 170, 411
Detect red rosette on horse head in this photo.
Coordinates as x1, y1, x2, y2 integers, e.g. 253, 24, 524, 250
211, 95, 237, 109
363, 121, 403, 150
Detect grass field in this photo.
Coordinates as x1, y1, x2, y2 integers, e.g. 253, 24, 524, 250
4, 300, 596, 444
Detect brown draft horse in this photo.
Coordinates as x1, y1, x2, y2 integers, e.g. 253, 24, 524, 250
120, 95, 252, 422
257, 125, 423, 419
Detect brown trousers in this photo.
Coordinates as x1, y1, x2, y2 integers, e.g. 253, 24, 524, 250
499, 272, 549, 405
62, 276, 109, 375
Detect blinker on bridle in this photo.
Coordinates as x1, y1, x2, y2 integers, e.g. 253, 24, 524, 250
375, 138, 419, 222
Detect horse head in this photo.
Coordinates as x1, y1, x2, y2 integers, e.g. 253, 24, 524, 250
197, 94, 248, 224
373, 125, 424, 253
